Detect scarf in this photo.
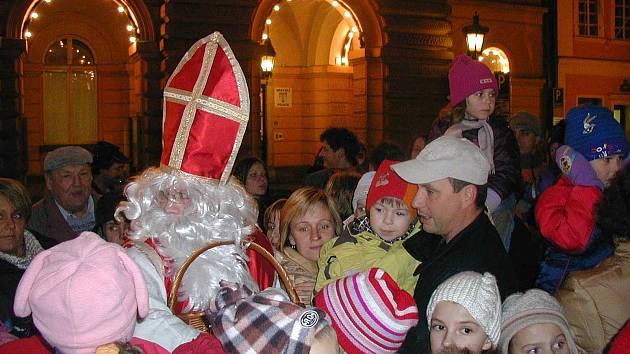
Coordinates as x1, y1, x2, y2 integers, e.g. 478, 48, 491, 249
445, 115, 495, 173
0, 230, 44, 270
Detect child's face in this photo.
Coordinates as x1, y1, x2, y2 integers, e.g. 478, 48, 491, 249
369, 198, 412, 241
509, 323, 570, 354
430, 301, 492, 354
466, 89, 496, 120
590, 154, 624, 187
266, 211, 281, 249
103, 220, 127, 245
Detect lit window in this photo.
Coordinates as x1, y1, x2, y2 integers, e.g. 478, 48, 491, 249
479, 47, 510, 74
615, 0, 630, 39
43, 37, 97, 145
578, 0, 599, 36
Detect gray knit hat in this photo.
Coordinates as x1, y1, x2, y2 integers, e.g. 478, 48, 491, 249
510, 111, 542, 137
426, 271, 502, 349
498, 289, 582, 354
44, 146, 93, 172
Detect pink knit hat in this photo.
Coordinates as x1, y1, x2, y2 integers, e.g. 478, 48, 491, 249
13, 232, 149, 354
314, 268, 419, 354
448, 54, 499, 106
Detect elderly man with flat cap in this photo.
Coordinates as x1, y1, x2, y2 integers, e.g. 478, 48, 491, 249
391, 136, 518, 353
29, 146, 99, 243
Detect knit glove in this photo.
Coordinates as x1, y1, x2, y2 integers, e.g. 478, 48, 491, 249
556, 145, 604, 190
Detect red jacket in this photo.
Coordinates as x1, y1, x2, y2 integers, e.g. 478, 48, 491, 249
535, 176, 603, 253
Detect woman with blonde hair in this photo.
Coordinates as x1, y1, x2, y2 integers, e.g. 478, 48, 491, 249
277, 187, 341, 304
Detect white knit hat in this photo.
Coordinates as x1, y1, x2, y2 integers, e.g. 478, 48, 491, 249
426, 271, 502, 348
352, 171, 375, 212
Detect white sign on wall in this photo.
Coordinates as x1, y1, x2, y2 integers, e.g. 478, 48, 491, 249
274, 88, 292, 108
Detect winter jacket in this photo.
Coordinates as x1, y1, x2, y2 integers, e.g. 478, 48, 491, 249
29, 194, 100, 243
399, 212, 518, 353
428, 115, 521, 200
315, 217, 421, 294
277, 248, 318, 305
556, 242, 630, 354
535, 176, 614, 293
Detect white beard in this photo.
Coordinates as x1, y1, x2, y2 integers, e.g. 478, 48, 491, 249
119, 167, 259, 312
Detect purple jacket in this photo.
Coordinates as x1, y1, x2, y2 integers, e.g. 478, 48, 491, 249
428, 115, 522, 200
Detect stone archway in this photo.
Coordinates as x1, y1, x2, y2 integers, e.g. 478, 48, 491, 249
250, 0, 385, 171
2, 0, 160, 182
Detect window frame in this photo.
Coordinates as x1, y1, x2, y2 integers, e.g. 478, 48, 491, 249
576, 0, 602, 37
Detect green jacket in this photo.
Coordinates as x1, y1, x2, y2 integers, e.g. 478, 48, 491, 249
315, 217, 422, 294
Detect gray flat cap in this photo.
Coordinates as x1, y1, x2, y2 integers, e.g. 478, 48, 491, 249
44, 146, 93, 172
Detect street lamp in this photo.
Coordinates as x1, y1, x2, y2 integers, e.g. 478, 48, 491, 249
260, 38, 276, 79
463, 12, 489, 59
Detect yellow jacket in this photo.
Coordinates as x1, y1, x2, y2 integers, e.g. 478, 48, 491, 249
315, 218, 421, 294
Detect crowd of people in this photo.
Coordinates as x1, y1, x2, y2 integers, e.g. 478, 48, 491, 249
0, 32, 629, 354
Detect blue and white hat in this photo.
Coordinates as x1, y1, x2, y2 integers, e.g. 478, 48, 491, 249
565, 105, 628, 161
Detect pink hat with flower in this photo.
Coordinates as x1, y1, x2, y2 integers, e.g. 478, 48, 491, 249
13, 232, 148, 354
448, 54, 499, 105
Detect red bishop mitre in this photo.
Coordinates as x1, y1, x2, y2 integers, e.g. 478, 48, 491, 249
161, 32, 250, 184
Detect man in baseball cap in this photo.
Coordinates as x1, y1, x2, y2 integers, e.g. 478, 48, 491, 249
391, 136, 518, 353
29, 146, 98, 243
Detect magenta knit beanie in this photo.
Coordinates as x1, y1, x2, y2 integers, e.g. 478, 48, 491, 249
448, 54, 499, 106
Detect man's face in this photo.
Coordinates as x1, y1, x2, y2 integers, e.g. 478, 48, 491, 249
46, 164, 92, 213
318, 142, 343, 169
412, 178, 468, 241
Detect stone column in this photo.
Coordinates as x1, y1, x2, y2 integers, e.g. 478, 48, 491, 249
380, 0, 452, 147
129, 41, 163, 170
0, 37, 27, 180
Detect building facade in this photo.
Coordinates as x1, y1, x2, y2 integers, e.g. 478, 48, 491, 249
556, 0, 630, 136
0, 0, 547, 185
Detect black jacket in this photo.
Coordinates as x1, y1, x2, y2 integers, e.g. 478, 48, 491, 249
399, 212, 518, 353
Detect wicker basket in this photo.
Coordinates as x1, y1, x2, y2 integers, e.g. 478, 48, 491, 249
168, 240, 301, 332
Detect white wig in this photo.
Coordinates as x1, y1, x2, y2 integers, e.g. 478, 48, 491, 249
117, 166, 259, 312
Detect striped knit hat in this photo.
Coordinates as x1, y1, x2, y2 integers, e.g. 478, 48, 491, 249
314, 268, 419, 354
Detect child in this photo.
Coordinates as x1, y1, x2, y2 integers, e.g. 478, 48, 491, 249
430, 55, 521, 251
6, 232, 154, 353
315, 159, 421, 294
263, 198, 286, 250
210, 281, 339, 354
94, 193, 128, 245
314, 268, 419, 354
427, 271, 501, 354
535, 105, 628, 293
498, 289, 583, 354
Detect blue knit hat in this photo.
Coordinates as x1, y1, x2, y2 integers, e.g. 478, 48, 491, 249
564, 105, 628, 161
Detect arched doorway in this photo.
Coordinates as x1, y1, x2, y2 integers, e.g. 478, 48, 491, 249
251, 0, 384, 172
7, 0, 156, 177
480, 47, 511, 116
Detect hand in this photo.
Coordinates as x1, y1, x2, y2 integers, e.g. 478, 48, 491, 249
556, 145, 603, 190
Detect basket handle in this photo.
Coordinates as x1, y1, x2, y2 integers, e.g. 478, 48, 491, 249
168, 240, 302, 313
